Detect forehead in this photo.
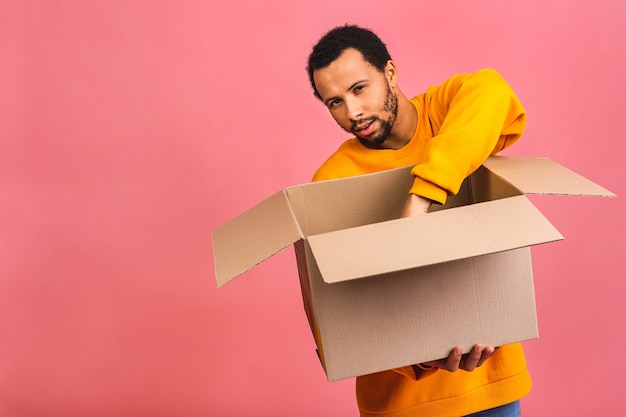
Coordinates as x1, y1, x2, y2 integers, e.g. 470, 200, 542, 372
313, 48, 381, 99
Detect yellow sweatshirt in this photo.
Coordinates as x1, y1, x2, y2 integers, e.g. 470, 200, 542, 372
312, 68, 531, 416
312, 68, 526, 205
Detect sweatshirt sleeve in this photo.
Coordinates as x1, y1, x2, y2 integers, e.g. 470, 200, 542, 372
409, 69, 526, 204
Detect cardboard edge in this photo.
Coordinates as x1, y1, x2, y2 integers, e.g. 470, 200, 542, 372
213, 190, 304, 287
483, 156, 616, 197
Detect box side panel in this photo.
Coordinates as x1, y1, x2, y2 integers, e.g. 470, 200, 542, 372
285, 166, 414, 236
473, 247, 538, 343
428, 175, 473, 213
483, 156, 616, 197
212, 190, 303, 287
294, 240, 326, 370
311, 248, 538, 381
469, 165, 525, 203
429, 165, 522, 214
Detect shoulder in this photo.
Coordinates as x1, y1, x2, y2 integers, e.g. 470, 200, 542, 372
312, 138, 361, 182
448, 68, 506, 83
429, 68, 506, 94
422, 68, 515, 109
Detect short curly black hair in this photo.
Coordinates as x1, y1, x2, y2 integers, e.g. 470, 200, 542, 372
306, 25, 392, 100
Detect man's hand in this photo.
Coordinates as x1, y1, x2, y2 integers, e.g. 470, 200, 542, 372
422, 344, 497, 372
401, 194, 432, 217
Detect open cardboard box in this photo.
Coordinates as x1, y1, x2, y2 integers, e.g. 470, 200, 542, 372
212, 156, 615, 381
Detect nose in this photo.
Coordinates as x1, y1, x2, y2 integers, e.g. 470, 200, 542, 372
344, 97, 364, 122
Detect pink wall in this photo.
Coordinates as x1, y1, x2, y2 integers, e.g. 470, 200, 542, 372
1, 1, 624, 416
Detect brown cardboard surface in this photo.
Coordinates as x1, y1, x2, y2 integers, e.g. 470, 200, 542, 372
307, 195, 563, 283
212, 156, 615, 380
213, 190, 302, 287
310, 247, 537, 381
285, 165, 413, 236
483, 156, 616, 197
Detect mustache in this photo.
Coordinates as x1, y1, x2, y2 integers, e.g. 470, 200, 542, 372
351, 116, 378, 132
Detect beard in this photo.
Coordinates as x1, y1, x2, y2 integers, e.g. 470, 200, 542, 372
352, 81, 398, 148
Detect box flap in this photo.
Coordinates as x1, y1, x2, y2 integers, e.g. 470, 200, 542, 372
483, 156, 616, 197
307, 195, 563, 283
284, 165, 414, 236
213, 190, 303, 287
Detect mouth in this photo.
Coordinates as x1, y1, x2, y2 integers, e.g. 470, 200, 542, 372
352, 119, 376, 136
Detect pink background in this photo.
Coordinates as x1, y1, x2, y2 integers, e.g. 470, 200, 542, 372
1, 1, 624, 416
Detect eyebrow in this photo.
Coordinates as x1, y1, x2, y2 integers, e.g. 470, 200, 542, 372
323, 79, 368, 106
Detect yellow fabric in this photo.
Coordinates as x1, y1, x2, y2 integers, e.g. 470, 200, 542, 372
312, 68, 526, 205
311, 69, 531, 416
356, 344, 530, 417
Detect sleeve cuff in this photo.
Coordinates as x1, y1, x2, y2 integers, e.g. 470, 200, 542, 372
409, 177, 448, 205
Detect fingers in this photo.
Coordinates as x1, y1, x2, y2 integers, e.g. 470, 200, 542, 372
459, 344, 483, 371
459, 344, 496, 371
422, 346, 463, 372
421, 344, 497, 372
445, 346, 463, 372
475, 345, 496, 368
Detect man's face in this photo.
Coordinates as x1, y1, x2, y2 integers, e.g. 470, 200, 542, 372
313, 48, 398, 148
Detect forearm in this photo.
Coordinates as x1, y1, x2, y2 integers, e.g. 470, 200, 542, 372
410, 69, 526, 204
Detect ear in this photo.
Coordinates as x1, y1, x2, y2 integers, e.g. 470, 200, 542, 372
384, 60, 399, 87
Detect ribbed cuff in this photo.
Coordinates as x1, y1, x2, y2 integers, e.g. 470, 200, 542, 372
409, 177, 448, 205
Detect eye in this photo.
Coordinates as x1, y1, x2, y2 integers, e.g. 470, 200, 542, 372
328, 98, 342, 109
354, 85, 364, 93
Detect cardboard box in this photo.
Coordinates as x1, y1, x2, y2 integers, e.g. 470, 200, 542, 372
212, 156, 614, 381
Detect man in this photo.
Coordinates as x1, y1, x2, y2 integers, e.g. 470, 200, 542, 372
306, 25, 529, 417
